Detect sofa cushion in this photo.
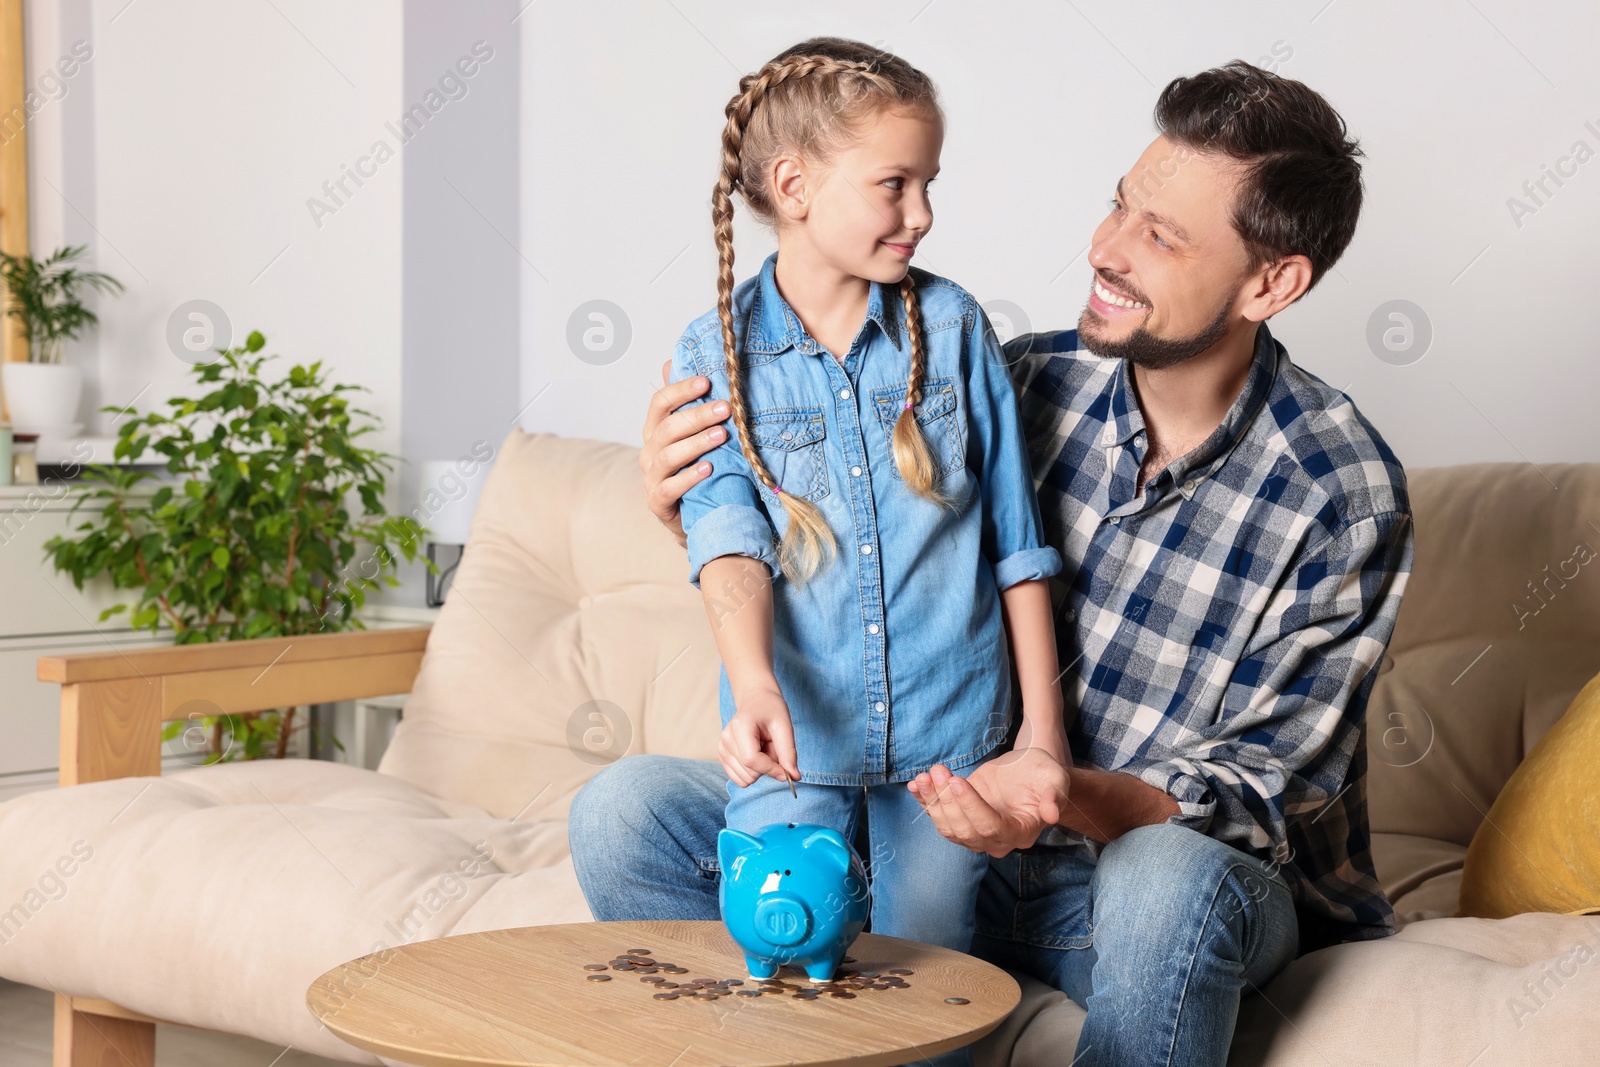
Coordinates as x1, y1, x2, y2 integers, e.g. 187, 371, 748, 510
976, 913, 1600, 1067
1364, 463, 1600, 851
0, 758, 591, 1064
1370, 832, 1466, 924
1226, 912, 1600, 1065
1460, 669, 1600, 918
377, 430, 725, 824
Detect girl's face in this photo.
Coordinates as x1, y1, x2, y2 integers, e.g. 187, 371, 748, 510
777, 106, 943, 284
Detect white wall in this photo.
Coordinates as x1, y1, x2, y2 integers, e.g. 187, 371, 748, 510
520, 0, 1600, 471
25, 0, 528, 610
31, 0, 404, 462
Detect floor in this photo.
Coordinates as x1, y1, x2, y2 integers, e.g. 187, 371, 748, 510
0, 979, 354, 1066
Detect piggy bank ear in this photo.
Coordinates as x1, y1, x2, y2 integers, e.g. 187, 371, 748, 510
801, 828, 851, 875
718, 829, 763, 873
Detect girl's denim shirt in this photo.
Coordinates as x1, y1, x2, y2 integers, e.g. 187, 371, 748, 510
669, 251, 1062, 786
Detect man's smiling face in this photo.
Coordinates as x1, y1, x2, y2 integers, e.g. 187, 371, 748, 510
1078, 135, 1258, 369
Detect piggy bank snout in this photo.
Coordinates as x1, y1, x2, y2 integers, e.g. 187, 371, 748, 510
753, 892, 812, 946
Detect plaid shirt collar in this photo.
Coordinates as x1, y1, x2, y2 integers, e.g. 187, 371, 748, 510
744, 251, 902, 356
1102, 320, 1279, 495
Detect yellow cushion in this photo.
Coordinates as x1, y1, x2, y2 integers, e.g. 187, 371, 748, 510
1459, 670, 1600, 918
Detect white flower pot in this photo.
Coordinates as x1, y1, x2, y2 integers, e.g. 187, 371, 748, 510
1, 361, 83, 433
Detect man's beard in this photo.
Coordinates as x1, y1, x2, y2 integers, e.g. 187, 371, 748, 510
1078, 288, 1234, 371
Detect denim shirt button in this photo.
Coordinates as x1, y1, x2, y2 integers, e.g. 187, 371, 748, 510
861, 543, 872, 554
840, 388, 851, 399
875, 701, 886, 712
868, 623, 880, 634
851, 465, 862, 477
1107, 515, 1121, 525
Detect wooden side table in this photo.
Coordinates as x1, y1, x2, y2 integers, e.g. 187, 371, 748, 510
306, 919, 1021, 1067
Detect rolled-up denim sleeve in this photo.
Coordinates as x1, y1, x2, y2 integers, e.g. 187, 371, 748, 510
668, 334, 781, 589
965, 301, 1063, 590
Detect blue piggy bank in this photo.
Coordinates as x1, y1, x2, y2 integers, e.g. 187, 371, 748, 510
718, 821, 871, 983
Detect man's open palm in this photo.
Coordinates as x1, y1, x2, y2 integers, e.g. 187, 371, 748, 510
908, 748, 1071, 858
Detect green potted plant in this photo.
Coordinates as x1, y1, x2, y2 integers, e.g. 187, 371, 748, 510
43, 330, 436, 763
0, 244, 124, 433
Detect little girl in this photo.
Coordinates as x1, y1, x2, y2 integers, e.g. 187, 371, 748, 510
669, 36, 1067, 1014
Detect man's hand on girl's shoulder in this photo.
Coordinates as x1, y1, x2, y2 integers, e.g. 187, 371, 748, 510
641, 358, 732, 546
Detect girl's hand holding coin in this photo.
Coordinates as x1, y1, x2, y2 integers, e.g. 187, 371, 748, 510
721, 685, 801, 789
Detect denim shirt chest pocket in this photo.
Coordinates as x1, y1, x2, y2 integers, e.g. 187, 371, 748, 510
748, 405, 828, 504
870, 375, 965, 481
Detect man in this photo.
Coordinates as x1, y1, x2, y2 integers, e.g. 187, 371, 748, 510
568, 59, 1412, 1067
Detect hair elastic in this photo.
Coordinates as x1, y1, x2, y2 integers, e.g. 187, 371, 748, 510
904, 399, 914, 410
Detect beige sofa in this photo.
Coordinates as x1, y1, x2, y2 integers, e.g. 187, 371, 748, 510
2, 428, 1597, 1066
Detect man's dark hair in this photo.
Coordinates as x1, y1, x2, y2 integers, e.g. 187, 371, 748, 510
1154, 59, 1363, 296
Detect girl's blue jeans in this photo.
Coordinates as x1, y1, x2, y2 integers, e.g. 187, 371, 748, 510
569, 754, 1301, 1067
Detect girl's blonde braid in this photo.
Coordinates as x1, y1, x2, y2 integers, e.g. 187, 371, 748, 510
890, 273, 961, 511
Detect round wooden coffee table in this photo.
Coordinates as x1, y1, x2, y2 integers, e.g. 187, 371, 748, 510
306, 919, 1021, 1067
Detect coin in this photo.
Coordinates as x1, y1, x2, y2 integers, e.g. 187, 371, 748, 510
582, 964, 608, 971
627, 947, 652, 955
612, 963, 635, 971
694, 993, 718, 1001
858, 971, 879, 978
831, 991, 857, 999
653, 992, 679, 1000
641, 976, 666, 984
586, 974, 612, 982
944, 997, 970, 1005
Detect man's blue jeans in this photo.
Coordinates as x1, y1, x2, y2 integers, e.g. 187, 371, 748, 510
568, 754, 1301, 1067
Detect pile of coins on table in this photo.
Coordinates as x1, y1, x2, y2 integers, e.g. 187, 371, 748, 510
577, 947, 958, 1003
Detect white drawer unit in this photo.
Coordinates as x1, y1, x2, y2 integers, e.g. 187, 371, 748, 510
0, 482, 161, 639
0, 481, 172, 796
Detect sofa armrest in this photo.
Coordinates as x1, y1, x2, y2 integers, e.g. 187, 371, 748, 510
37, 626, 431, 787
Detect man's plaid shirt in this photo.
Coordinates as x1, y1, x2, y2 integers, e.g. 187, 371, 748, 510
1002, 319, 1412, 949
